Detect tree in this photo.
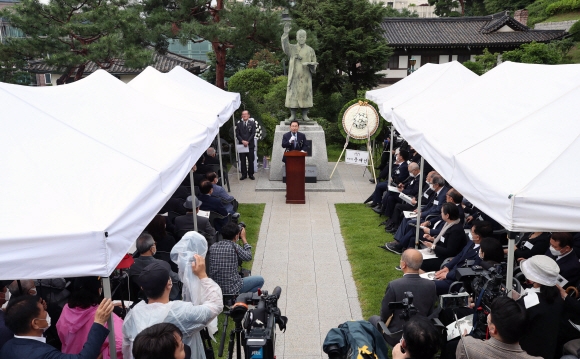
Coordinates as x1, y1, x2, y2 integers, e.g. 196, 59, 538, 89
501, 40, 573, 64
384, 6, 419, 17
291, 0, 393, 95
144, 0, 283, 89
0, 0, 152, 84
483, 0, 535, 14
462, 48, 500, 75
428, 0, 461, 16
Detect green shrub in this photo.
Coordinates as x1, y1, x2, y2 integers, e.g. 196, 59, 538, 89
502, 41, 567, 64
527, 0, 560, 26
316, 117, 345, 146
462, 61, 484, 75
569, 20, 580, 41
263, 76, 288, 121
227, 68, 272, 100
546, 0, 580, 16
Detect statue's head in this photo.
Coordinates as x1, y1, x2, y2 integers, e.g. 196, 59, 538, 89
296, 29, 307, 45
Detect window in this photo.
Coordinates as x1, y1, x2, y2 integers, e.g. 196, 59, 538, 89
387, 2, 394, 6
421, 54, 439, 65
44, 73, 52, 85
457, 54, 471, 63
386, 56, 399, 69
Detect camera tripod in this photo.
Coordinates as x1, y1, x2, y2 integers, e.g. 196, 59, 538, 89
218, 297, 247, 359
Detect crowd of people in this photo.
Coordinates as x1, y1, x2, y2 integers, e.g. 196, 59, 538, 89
361, 134, 580, 359
0, 147, 267, 359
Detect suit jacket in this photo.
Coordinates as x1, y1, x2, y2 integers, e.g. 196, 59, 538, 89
0, 323, 108, 359
514, 233, 551, 260
128, 256, 181, 300
282, 131, 309, 153
433, 222, 468, 259
445, 240, 481, 280
456, 337, 542, 359
198, 194, 228, 217
379, 273, 436, 336
401, 174, 420, 198
235, 120, 256, 148
421, 186, 449, 219
391, 161, 409, 184
519, 293, 564, 359
546, 250, 580, 285
174, 213, 216, 242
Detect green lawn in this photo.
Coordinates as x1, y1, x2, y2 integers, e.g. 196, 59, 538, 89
335, 203, 403, 319
211, 203, 264, 358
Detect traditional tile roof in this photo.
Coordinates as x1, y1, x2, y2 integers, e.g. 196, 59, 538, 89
381, 11, 566, 48
27, 50, 207, 75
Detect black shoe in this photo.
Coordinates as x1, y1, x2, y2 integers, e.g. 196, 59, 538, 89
249, 175, 255, 180
379, 221, 388, 227
363, 197, 372, 204
365, 203, 376, 208
385, 242, 403, 255
386, 226, 398, 234
369, 179, 375, 184
372, 206, 382, 214
240, 176, 247, 180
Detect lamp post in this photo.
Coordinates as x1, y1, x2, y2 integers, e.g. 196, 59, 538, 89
408, 57, 416, 75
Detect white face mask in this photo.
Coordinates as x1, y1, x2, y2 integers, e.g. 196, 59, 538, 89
478, 251, 484, 260
429, 184, 435, 191
468, 232, 473, 241
549, 246, 562, 257
35, 313, 51, 332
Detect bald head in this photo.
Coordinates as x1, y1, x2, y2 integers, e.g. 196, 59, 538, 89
401, 249, 423, 272
408, 162, 419, 173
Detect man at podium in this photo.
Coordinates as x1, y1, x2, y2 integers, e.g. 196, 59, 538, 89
282, 120, 309, 162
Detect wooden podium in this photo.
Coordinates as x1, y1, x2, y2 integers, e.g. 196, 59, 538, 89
284, 151, 307, 204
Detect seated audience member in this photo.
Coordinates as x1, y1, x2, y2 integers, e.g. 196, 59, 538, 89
180, 165, 205, 188
170, 186, 191, 201
518, 255, 564, 359
369, 249, 437, 346
382, 171, 437, 232
129, 233, 181, 301
208, 222, 264, 295
556, 285, 580, 358
392, 316, 440, 359
376, 162, 420, 216
0, 295, 113, 359
0, 284, 13, 350
478, 237, 504, 268
198, 180, 230, 230
389, 175, 448, 243
510, 232, 551, 261
174, 196, 217, 245
146, 215, 176, 253
7, 279, 37, 299
546, 232, 580, 285
132, 323, 190, 359
366, 154, 413, 212
122, 259, 222, 359
432, 221, 493, 295
456, 297, 539, 359
418, 203, 468, 272
371, 148, 408, 184
57, 277, 123, 359
206, 172, 238, 215
204, 147, 220, 165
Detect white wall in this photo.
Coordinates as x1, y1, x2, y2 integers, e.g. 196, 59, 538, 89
398, 55, 408, 69
439, 55, 449, 64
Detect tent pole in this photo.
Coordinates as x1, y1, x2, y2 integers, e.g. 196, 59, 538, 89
414, 157, 425, 249
102, 277, 117, 359
506, 231, 516, 295
189, 170, 198, 232
232, 114, 240, 183
387, 123, 395, 183
216, 134, 229, 192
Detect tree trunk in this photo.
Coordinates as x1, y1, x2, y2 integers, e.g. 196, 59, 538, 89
213, 42, 226, 89
74, 64, 86, 82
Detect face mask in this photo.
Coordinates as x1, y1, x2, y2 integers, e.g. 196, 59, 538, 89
478, 251, 484, 260
468, 232, 473, 241
429, 184, 435, 191
35, 313, 51, 332
549, 246, 562, 257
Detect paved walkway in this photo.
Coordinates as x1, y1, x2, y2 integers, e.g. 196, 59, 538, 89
228, 162, 372, 358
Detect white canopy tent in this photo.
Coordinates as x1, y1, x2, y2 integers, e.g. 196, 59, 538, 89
0, 69, 221, 280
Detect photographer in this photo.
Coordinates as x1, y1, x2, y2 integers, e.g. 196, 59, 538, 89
369, 249, 437, 346
208, 222, 264, 295
392, 316, 440, 359
456, 297, 538, 359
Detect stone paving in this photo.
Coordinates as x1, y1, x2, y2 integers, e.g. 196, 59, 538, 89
227, 162, 373, 358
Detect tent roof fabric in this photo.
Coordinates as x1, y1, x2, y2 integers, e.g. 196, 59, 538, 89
380, 13, 565, 48
387, 61, 580, 232
0, 70, 220, 280
129, 66, 240, 126
28, 50, 206, 75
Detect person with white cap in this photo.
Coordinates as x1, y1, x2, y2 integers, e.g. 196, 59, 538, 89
518, 255, 564, 359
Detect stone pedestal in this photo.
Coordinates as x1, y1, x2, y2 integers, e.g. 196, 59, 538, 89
270, 122, 330, 181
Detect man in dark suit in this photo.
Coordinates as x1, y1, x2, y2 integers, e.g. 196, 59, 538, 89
281, 120, 310, 163
235, 110, 256, 180
0, 295, 113, 359
368, 249, 437, 346
546, 232, 580, 285
174, 196, 217, 245
198, 180, 230, 230
376, 161, 420, 215
366, 151, 411, 211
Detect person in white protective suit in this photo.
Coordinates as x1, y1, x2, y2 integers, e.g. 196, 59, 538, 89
122, 232, 223, 359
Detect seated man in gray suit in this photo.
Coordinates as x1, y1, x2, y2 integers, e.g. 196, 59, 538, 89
369, 249, 437, 346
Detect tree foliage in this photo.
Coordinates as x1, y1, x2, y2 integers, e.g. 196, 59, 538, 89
428, 0, 461, 17
462, 48, 499, 75
384, 6, 419, 17
291, 0, 393, 95
483, 0, 535, 13
502, 40, 573, 64
0, 0, 152, 84
545, 0, 580, 16
143, 0, 283, 89
527, 0, 560, 26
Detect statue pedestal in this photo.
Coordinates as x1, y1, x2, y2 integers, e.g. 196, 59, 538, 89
270, 122, 330, 181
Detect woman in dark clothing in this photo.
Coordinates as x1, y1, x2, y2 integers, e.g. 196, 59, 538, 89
510, 232, 551, 261
518, 255, 564, 359
479, 237, 504, 269
421, 203, 467, 272
145, 215, 177, 272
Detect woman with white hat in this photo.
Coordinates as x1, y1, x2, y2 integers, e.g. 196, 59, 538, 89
518, 255, 564, 359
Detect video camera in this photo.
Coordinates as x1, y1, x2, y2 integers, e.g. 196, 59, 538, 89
226, 287, 288, 359
456, 263, 508, 338
388, 291, 418, 321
